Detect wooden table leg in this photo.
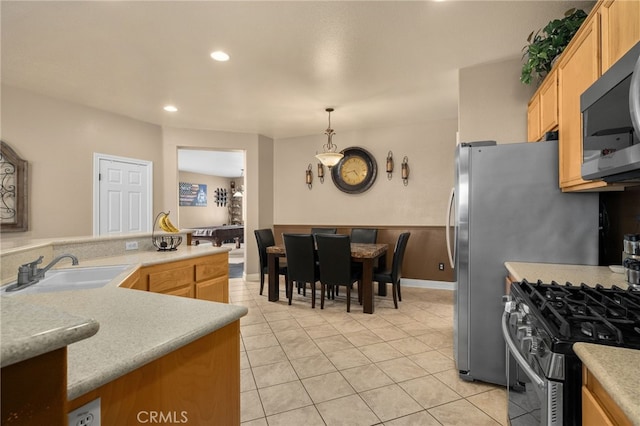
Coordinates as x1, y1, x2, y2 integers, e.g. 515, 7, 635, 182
377, 253, 387, 296
268, 253, 279, 302
361, 258, 375, 314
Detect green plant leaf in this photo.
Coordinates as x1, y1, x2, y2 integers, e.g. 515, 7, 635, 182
520, 8, 587, 85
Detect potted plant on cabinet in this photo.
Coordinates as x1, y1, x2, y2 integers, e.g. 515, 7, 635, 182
520, 8, 588, 85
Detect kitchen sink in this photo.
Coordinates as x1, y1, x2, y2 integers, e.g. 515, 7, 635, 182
2, 264, 132, 295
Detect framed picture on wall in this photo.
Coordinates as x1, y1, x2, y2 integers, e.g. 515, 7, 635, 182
179, 182, 207, 207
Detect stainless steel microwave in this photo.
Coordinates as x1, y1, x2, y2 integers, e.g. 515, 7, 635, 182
581, 41, 640, 182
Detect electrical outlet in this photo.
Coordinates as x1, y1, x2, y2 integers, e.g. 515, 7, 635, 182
125, 241, 138, 251
438, 263, 445, 271
68, 398, 100, 426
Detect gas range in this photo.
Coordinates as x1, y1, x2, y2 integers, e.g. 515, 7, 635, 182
511, 280, 640, 352
503, 280, 640, 425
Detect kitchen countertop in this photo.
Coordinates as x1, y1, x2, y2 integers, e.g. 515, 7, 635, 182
1, 297, 100, 368
574, 343, 640, 425
505, 261, 629, 289
0, 244, 248, 400
506, 261, 638, 424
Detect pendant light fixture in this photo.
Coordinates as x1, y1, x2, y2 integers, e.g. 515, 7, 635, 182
315, 108, 343, 168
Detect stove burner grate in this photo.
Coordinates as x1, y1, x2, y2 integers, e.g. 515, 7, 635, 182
514, 280, 640, 348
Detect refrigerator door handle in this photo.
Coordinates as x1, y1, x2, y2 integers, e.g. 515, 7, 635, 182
446, 187, 455, 268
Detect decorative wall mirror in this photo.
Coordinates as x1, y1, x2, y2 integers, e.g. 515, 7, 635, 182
1, 141, 28, 232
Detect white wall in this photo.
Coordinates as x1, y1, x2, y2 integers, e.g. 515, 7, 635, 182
0, 85, 163, 241
458, 56, 536, 144
273, 120, 458, 226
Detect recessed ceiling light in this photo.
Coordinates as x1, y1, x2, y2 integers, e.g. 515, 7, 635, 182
163, 105, 178, 112
210, 51, 230, 62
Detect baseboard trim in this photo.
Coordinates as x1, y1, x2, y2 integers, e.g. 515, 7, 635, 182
402, 278, 454, 291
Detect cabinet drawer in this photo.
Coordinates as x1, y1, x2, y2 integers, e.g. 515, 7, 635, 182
195, 258, 227, 282
149, 265, 194, 293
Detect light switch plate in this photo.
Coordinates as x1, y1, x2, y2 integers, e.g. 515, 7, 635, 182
125, 241, 139, 251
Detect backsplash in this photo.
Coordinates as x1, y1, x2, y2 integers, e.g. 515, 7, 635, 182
599, 186, 640, 266
0, 233, 167, 284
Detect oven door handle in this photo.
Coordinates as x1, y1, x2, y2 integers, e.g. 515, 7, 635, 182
501, 312, 545, 389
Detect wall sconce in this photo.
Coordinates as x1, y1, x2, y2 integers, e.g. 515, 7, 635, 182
317, 162, 325, 183
401, 156, 409, 186
306, 164, 313, 189
386, 151, 394, 180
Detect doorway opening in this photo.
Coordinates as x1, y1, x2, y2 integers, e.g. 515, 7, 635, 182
177, 148, 246, 278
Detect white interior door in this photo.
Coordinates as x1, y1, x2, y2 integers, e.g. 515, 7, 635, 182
94, 154, 152, 235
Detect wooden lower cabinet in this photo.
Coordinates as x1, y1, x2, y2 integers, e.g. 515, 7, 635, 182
122, 252, 229, 303
67, 320, 241, 426
1, 348, 67, 426
196, 277, 227, 302
582, 366, 632, 426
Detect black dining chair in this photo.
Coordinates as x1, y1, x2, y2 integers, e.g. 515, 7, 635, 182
315, 234, 362, 312
254, 229, 288, 296
311, 227, 337, 241
311, 227, 337, 234
283, 233, 321, 307
373, 232, 411, 309
350, 228, 378, 244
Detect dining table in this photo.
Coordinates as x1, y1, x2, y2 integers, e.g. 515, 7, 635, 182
266, 242, 388, 314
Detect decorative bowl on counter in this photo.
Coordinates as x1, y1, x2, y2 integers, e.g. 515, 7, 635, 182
153, 235, 182, 251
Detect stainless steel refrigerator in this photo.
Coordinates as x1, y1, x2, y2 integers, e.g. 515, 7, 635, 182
445, 140, 599, 386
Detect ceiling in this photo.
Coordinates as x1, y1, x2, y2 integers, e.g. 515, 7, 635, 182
178, 149, 244, 178
1, 0, 592, 175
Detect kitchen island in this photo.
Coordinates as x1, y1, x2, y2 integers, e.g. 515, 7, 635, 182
1, 239, 247, 425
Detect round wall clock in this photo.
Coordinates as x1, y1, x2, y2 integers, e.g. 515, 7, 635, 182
331, 147, 378, 194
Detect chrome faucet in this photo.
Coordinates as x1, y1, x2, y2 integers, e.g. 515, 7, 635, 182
15, 254, 79, 287
37, 254, 79, 279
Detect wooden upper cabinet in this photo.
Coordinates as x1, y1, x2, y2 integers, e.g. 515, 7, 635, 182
526, 0, 640, 191
528, 69, 559, 142
527, 95, 541, 142
527, 66, 559, 143
600, 0, 640, 73
539, 69, 558, 136
557, 17, 607, 191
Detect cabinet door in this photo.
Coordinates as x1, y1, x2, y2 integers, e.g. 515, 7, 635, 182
163, 284, 195, 298
196, 277, 228, 303
527, 95, 541, 142
148, 265, 194, 293
582, 387, 615, 426
601, 0, 640, 72
539, 69, 558, 135
195, 255, 227, 282
557, 18, 605, 190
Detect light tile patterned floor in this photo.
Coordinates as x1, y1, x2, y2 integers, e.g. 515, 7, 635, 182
230, 277, 507, 426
